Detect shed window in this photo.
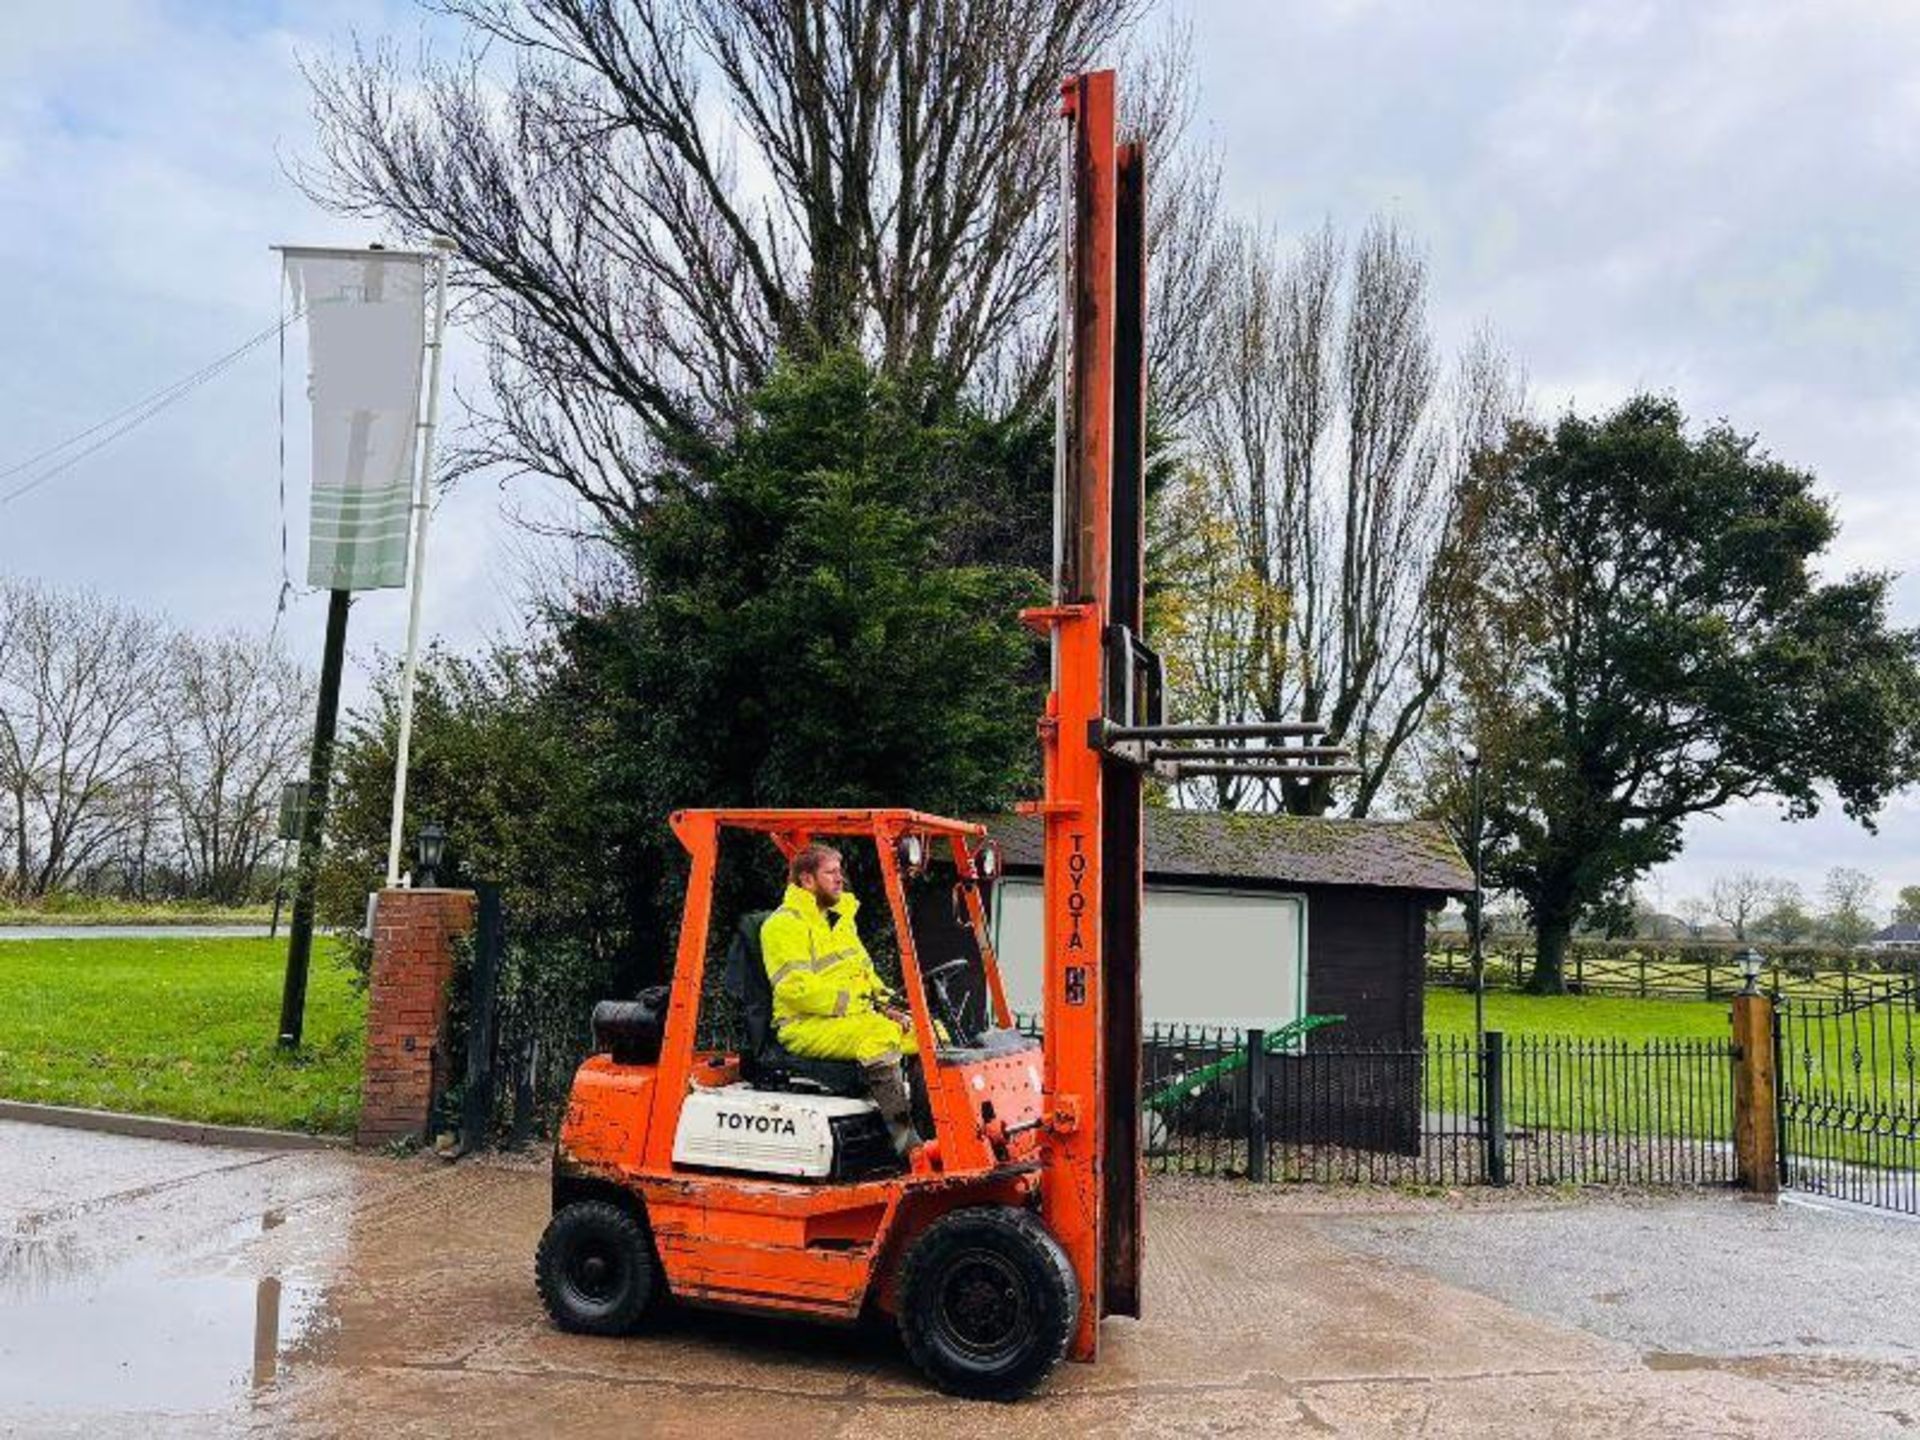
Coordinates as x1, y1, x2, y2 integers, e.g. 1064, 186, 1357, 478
990, 879, 1307, 1030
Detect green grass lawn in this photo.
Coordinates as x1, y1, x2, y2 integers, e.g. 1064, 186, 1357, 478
0, 936, 365, 1134
1424, 987, 1730, 1041
1416, 987, 1737, 1141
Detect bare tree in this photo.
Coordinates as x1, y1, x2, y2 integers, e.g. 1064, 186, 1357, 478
156, 630, 313, 905
102, 770, 172, 902
1162, 218, 1522, 814
0, 579, 169, 897
300, 0, 1184, 530
0, 590, 14, 896
1820, 865, 1879, 948
1675, 895, 1712, 940
1709, 870, 1769, 941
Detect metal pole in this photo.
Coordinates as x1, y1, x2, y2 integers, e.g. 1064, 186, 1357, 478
1469, 754, 1486, 1046
384, 239, 456, 887
279, 588, 351, 1048
1245, 1028, 1269, 1182
1484, 1030, 1508, 1185
268, 837, 289, 940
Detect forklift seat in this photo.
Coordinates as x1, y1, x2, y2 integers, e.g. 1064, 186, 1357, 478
723, 910, 868, 1098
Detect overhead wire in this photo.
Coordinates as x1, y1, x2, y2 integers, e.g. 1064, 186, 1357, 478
0, 308, 305, 507
271, 275, 297, 645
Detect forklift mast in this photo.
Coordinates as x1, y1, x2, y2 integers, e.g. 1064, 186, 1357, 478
1021, 70, 1143, 1359
1030, 72, 1361, 1363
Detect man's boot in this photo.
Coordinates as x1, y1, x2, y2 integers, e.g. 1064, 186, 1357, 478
861, 1055, 923, 1158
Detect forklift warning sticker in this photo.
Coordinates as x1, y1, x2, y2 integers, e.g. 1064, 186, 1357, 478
1065, 966, 1087, 1006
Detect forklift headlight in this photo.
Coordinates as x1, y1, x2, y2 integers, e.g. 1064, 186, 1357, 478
972, 839, 1003, 883
896, 831, 930, 877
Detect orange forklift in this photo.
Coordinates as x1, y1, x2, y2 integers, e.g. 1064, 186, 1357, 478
535, 70, 1356, 1399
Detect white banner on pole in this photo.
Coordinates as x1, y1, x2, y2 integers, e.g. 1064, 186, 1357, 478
284, 249, 428, 592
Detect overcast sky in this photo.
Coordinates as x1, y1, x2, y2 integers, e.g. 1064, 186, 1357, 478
2, 1, 1917, 916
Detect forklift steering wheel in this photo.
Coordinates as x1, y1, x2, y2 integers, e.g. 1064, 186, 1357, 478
922, 958, 978, 1047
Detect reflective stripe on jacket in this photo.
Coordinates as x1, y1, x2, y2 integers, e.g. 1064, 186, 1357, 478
760, 883, 887, 1030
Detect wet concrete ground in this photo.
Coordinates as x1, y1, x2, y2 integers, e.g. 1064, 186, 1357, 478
1, 1121, 1915, 1437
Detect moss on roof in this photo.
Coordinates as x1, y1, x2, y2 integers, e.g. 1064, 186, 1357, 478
985, 808, 1472, 894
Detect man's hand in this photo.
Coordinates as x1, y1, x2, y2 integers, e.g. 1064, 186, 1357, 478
882, 1004, 913, 1031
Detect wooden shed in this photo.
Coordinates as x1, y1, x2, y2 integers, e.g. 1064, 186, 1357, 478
985, 809, 1471, 1043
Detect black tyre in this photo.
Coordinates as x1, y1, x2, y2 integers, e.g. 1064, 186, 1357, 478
536, 1199, 659, 1336
897, 1206, 1079, 1401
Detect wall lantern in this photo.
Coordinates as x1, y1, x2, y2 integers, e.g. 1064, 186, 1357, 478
415, 821, 449, 889
1735, 946, 1765, 996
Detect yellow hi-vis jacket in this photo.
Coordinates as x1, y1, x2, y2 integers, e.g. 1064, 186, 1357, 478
760, 884, 891, 1029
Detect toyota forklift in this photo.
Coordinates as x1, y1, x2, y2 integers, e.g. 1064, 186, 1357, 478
535, 70, 1356, 1400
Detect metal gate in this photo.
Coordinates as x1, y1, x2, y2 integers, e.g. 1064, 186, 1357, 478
1776, 976, 1919, 1215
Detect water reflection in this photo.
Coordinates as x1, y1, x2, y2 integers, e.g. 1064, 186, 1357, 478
253, 1208, 286, 1391
254, 1275, 283, 1389
0, 1206, 324, 1416
0, 1213, 92, 1299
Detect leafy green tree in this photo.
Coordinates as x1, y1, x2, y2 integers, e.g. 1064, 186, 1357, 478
558, 354, 1045, 967
1755, 882, 1815, 945
318, 644, 617, 953
1893, 884, 1920, 927
1457, 396, 1920, 992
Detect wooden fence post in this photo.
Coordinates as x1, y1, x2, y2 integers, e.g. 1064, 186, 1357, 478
1731, 991, 1780, 1195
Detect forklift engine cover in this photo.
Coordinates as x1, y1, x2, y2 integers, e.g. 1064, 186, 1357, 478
672, 1084, 887, 1180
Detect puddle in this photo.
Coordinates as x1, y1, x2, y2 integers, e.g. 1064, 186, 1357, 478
0, 1209, 328, 1417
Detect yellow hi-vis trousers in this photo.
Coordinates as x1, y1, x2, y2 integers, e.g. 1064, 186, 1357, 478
778, 1010, 918, 1064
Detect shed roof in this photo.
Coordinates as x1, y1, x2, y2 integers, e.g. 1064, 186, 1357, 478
984, 809, 1472, 895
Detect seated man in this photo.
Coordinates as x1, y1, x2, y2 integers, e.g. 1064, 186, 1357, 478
760, 843, 921, 1156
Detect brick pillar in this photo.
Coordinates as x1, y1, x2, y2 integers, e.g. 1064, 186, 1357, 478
357, 887, 476, 1148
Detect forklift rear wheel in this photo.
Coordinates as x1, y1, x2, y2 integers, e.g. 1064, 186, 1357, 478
897, 1206, 1078, 1401
536, 1200, 659, 1336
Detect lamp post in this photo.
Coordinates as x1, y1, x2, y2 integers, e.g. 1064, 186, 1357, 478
1461, 743, 1486, 1047
414, 822, 448, 889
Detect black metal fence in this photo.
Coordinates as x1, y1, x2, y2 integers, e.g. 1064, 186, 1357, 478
450, 902, 1739, 1188
1777, 979, 1919, 1216
1018, 1017, 1738, 1189
449, 884, 602, 1150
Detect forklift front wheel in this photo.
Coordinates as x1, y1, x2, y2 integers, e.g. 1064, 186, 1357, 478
536, 1200, 659, 1336
897, 1206, 1078, 1401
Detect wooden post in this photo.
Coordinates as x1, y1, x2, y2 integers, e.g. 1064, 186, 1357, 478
1731, 991, 1779, 1195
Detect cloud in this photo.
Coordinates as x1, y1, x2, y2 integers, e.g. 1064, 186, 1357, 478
1197, 0, 1920, 904
0, 2, 529, 697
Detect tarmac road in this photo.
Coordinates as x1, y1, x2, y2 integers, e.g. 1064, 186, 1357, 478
0, 1120, 1914, 1437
